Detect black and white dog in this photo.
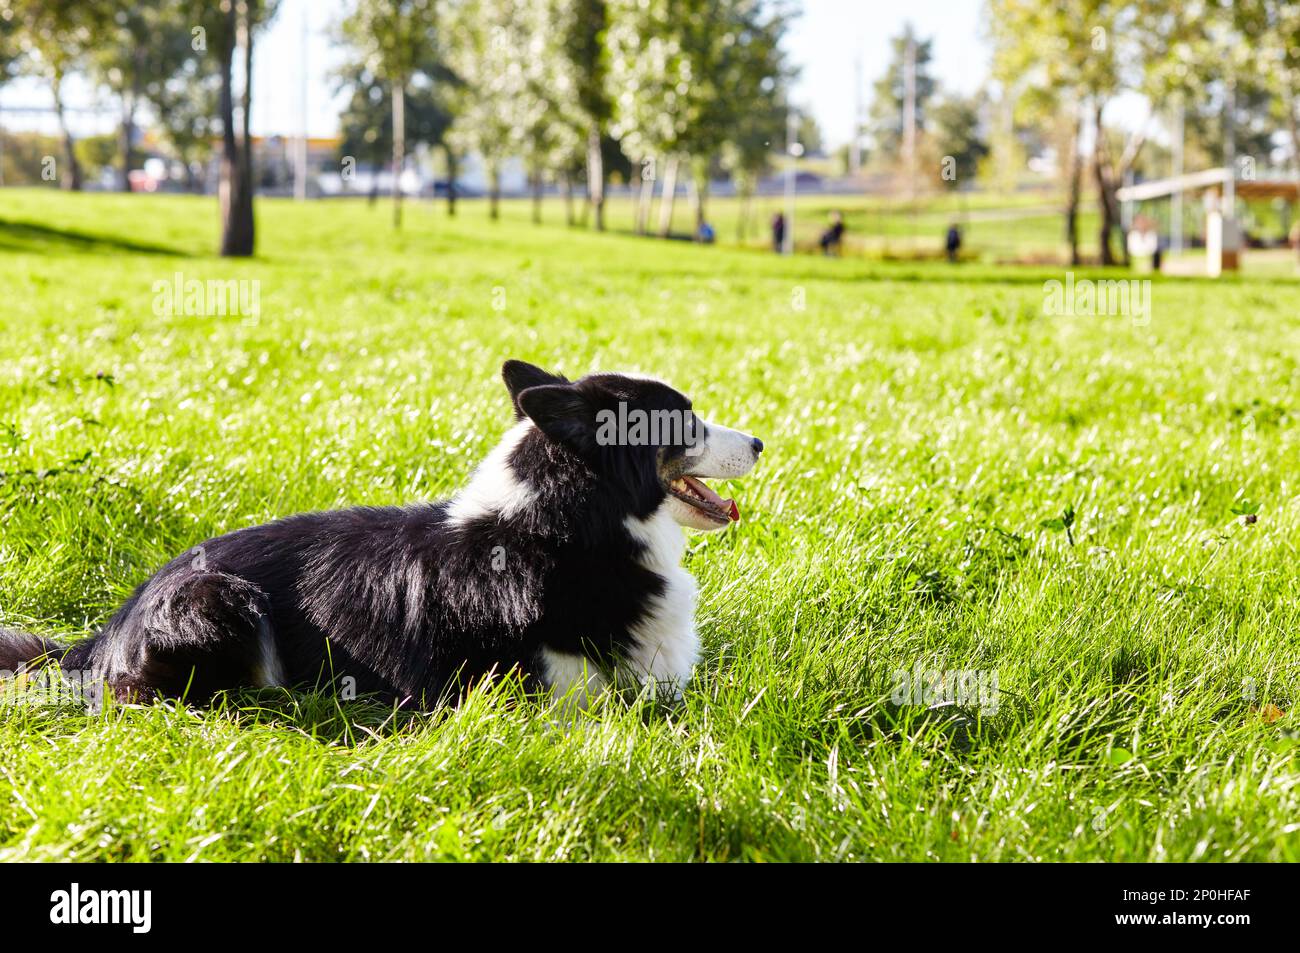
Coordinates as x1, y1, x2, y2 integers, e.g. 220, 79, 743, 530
0, 361, 762, 709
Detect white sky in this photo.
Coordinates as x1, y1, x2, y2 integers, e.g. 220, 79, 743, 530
786, 0, 990, 146
0, 0, 1001, 147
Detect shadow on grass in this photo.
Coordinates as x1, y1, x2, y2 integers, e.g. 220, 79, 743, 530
216, 689, 447, 743
0, 218, 191, 258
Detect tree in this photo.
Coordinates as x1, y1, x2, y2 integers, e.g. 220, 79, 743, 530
511, 0, 575, 224
223, 1, 277, 256
718, 7, 791, 239
175, 0, 279, 255
866, 23, 937, 165
0, 10, 18, 186
609, 0, 791, 238
445, 0, 532, 220
989, 0, 1143, 265
554, 0, 612, 229
607, 0, 686, 234
93, 1, 194, 193
336, 59, 455, 191
930, 93, 988, 189
0, 10, 18, 86
1130, 1, 1275, 264
1, 0, 104, 190
142, 40, 222, 193
1236, 0, 1300, 258
720, 92, 785, 241
340, 0, 441, 229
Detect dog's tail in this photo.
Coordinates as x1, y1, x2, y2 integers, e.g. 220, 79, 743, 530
0, 627, 65, 672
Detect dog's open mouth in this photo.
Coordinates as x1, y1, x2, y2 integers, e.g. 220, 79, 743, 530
668, 475, 740, 523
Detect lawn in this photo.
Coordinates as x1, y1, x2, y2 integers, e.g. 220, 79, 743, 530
1, 187, 1299, 861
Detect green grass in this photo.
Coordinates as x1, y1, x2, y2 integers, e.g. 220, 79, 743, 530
2, 187, 1299, 861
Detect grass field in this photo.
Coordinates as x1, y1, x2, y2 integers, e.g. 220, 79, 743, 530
2, 187, 1299, 861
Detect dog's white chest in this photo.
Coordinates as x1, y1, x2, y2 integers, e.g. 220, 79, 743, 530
623, 508, 699, 692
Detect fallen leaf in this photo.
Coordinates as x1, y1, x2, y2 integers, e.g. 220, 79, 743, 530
1257, 704, 1285, 724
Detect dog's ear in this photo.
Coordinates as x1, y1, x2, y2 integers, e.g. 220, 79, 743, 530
502, 360, 567, 419
516, 383, 597, 453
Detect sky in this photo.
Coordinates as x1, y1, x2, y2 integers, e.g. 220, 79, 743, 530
785, 0, 990, 147
1, 0, 995, 148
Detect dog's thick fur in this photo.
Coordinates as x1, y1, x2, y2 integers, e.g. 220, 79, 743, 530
0, 362, 761, 709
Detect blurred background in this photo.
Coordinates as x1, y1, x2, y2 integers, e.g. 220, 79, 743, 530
0, 0, 1298, 272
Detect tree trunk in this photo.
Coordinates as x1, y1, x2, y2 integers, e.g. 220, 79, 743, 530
119, 49, 145, 193
392, 80, 405, 230
563, 175, 575, 226
218, 7, 238, 245
237, 2, 255, 250
636, 156, 654, 234
489, 164, 500, 220
119, 97, 134, 192
736, 180, 753, 243
220, 0, 255, 257
1093, 157, 1117, 266
1093, 101, 1120, 267
586, 125, 604, 231
1065, 109, 1082, 266
51, 74, 83, 191
657, 154, 679, 238
691, 159, 709, 236
531, 167, 542, 224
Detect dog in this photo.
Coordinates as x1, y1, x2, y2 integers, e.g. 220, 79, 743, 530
0, 361, 762, 710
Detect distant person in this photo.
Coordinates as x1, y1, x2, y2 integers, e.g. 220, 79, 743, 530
945, 223, 962, 262
771, 212, 786, 252
1127, 214, 1158, 271
819, 211, 845, 256
697, 220, 715, 244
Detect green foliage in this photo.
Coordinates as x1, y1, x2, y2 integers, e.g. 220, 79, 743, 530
0, 132, 61, 185
342, 0, 440, 84
558, 0, 611, 126
930, 93, 989, 188
72, 134, 116, 177
336, 59, 456, 165
143, 53, 221, 188
607, 0, 790, 222
0, 7, 20, 85
443, 0, 533, 191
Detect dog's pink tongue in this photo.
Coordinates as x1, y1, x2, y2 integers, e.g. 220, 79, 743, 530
726, 499, 740, 522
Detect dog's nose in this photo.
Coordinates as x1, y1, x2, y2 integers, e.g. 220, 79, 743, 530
751, 437, 764, 454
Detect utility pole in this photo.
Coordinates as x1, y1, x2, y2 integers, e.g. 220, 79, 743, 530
851, 52, 862, 176
1171, 99, 1183, 253
902, 35, 916, 201
294, 0, 309, 201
